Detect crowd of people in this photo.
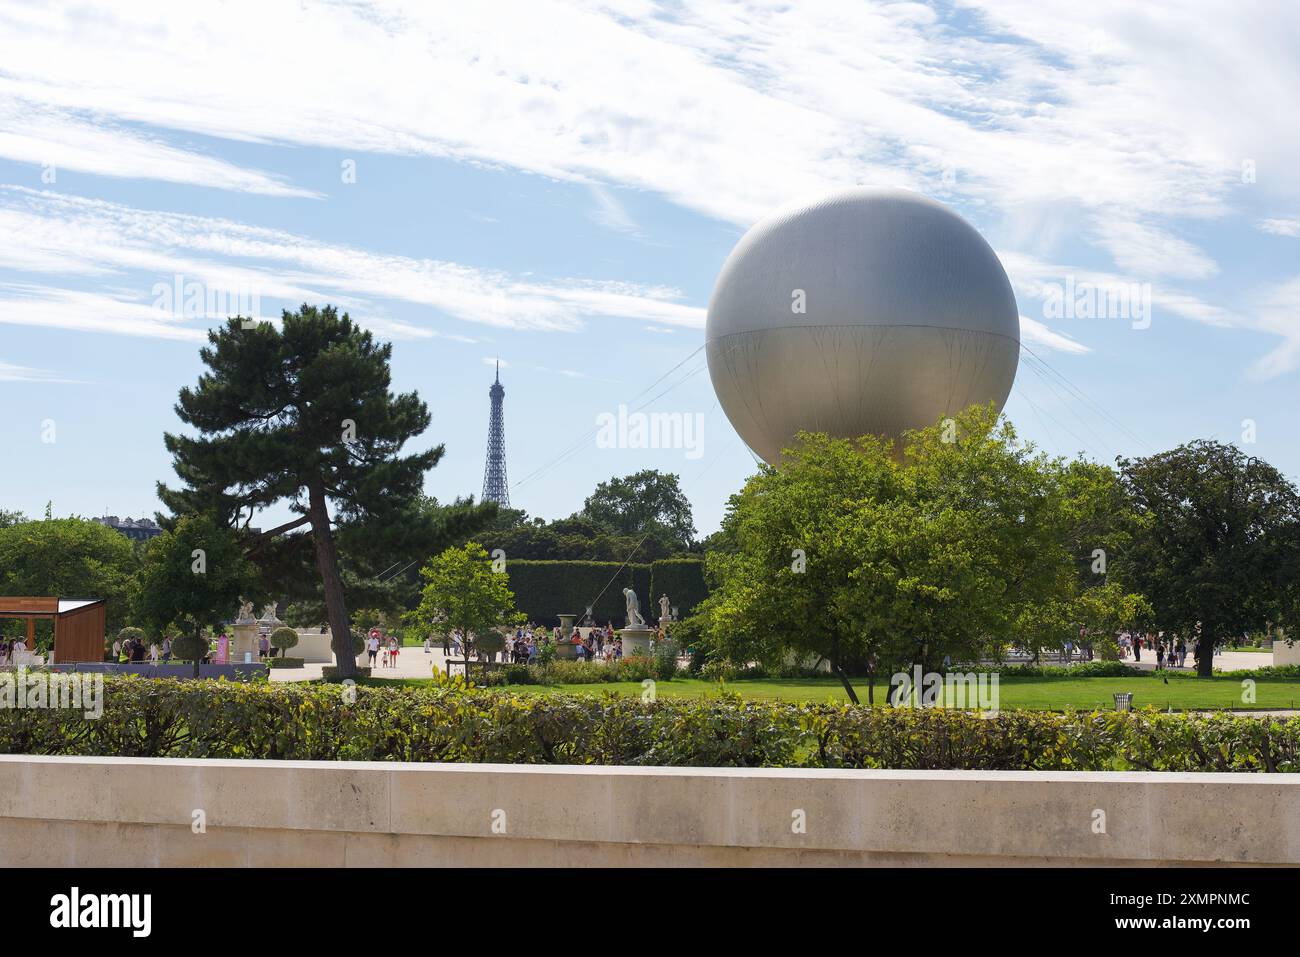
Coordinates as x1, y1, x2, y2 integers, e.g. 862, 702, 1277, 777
507, 624, 626, 664
1117, 630, 1202, 669
110, 634, 171, 663
413, 622, 637, 665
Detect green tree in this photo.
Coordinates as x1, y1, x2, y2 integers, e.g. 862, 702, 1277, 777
158, 305, 466, 678
0, 517, 138, 631
0, 509, 25, 528
136, 514, 258, 677
408, 543, 522, 663
1118, 441, 1300, 676
705, 406, 1145, 703
581, 469, 697, 551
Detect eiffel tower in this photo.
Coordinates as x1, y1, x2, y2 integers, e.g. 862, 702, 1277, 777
481, 360, 510, 506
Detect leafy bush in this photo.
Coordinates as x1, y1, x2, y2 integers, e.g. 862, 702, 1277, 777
701, 659, 738, 683
2, 677, 1298, 771
267, 657, 305, 669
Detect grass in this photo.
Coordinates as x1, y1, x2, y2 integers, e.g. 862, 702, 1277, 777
352, 672, 1300, 712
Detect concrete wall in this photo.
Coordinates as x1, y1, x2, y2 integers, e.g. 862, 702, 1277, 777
1, 756, 1297, 867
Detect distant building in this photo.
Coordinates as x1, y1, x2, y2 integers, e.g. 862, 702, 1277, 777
93, 515, 163, 541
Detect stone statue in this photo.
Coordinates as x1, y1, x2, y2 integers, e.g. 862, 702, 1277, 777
236, 598, 255, 623
622, 587, 646, 627
659, 594, 672, 623
259, 602, 281, 624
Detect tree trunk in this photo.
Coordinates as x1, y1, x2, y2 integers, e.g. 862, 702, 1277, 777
192, 625, 202, 679
308, 479, 355, 679
1196, 630, 1215, 678
833, 663, 859, 705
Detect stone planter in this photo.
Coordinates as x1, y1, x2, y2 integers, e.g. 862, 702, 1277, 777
554, 641, 580, 661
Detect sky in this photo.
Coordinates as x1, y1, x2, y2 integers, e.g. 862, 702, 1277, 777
1, 0, 1298, 537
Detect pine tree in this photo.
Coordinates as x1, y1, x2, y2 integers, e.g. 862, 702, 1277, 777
159, 305, 450, 678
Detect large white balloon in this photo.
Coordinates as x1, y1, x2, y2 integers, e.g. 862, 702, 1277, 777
706, 187, 1019, 463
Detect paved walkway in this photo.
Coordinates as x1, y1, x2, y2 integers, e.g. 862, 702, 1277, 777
268, 644, 453, 683
270, 647, 1281, 684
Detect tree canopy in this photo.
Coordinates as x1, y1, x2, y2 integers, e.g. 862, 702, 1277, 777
0, 517, 138, 632
1118, 440, 1300, 675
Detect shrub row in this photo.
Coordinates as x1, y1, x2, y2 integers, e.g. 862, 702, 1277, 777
1, 677, 1297, 771
504, 560, 652, 626
486, 655, 680, 686
503, 558, 707, 626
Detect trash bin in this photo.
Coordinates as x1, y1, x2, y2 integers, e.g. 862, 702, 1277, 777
1113, 692, 1133, 712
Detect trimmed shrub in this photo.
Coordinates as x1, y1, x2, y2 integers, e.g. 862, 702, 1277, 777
649, 559, 708, 620
171, 633, 208, 662
994, 662, 1145, 679
267, 657, 305, 669
503, 560, 652, 626
269, 627, 299, 653
1, 677, 1298, 771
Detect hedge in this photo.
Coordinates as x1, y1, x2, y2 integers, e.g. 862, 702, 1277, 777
648, 558, 707, 620
504, 560, 652, 626
1, 676, 1298, 771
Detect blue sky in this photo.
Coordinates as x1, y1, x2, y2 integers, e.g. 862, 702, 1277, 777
1, 0, 1298, 536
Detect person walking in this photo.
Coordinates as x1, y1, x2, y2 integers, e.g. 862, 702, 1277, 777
366, 632, 380, 667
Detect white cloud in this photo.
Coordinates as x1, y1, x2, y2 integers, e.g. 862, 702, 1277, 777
0, 186, 705, 340
588, 184, 641, 236
1019, 315, 1089, 355
4, 0, 1296, 231
1090, 220, 1218, 281
1259, 218, 1300, 238
0, 91, 319, 197
1246, 276, 1300, 380
0, 357, 81, 383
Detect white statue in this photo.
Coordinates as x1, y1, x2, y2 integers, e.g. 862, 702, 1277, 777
259, 602, 280, 623
623, 587, 646, 627
659, 594, 672, 623
236, 598, 255, 623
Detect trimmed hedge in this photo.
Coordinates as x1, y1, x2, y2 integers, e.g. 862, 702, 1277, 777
649, 558, 707, 620
1, 676, 1298, 771
504, 560, 651, 626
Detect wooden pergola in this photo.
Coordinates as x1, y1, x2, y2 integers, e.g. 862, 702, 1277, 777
0, 596, 107, 663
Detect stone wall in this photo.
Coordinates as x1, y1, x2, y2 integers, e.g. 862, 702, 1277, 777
0, 756, 1297, 866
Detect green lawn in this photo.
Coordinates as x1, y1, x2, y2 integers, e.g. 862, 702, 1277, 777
357, 673, 1300, 711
